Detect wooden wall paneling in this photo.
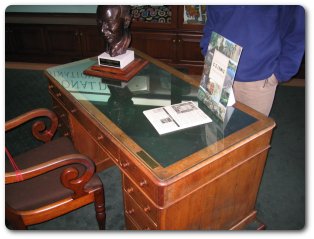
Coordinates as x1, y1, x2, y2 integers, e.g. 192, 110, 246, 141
5, 24, 48, 61
80, 26, 105, 57
131, 31, 177, 64
176, 33, 204, 74
12, 25, 47, 55
45, 25, 82, 58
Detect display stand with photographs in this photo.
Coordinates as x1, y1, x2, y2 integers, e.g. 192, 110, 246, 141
198, 32, 242, 121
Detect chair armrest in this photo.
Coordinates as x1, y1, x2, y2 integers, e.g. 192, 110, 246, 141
5, 108, 58, 143
5, 153, 95, 198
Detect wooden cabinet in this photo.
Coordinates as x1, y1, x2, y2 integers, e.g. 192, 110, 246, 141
131, 31, 176, 65
130, 6, 205, 74
83, 27, 106, 57
5, 22, 105, 64
5, 24, 48, 61
45, 25, 82, 60
176, 33, 204, 73
5, 25, 17, 55
45, 25, 105, 62
131, 31, 203, 74
5, 6, 205, 74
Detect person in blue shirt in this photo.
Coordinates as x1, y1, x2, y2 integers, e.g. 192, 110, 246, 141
200, 6, 305, 116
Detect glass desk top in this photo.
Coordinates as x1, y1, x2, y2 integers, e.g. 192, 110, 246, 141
46, 52, 274, 180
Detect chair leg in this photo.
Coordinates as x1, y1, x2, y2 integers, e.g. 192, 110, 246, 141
5, 209, 28, 230
94, 187, 106, 230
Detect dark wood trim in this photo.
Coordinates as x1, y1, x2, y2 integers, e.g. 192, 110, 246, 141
5, 12, 97, 25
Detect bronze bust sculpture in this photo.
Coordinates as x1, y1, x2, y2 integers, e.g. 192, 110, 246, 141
96, 5, 132, 57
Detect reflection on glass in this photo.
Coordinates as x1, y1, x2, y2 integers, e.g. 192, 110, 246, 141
47, 57, 257, 168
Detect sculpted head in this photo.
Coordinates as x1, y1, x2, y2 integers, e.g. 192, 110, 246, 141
96, 5, 132, 57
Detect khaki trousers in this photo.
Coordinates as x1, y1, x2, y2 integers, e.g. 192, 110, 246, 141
233, 74, 278, 116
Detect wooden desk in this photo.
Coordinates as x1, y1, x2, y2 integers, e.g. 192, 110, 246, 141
44, 50, 275, 230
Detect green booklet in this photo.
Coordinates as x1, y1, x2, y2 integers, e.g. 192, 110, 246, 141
198, 32, 242, 121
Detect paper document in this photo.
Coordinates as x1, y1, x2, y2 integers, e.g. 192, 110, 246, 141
143, 101, 212, 135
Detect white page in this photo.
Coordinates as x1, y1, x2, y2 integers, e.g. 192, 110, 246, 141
143, 101, 212, 135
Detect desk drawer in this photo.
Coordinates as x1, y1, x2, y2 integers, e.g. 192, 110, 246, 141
124, 193, 157, 230
49, 80, 120, 162
48, 84, 77, 115
69, 114, 114, 171
125, 214, 140, 230
51, 97, 71, 137
95, 132, 120, 163
124, 177, 158, 223
120, 150, 157, 201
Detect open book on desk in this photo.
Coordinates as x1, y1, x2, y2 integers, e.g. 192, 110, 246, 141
143, 101, 212, 135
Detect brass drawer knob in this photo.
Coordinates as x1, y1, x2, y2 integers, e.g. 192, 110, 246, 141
126, 187, 134, 194
139, 179, 147, 187
143, 206, 151, 213
122, 162, 130, 168
126, 208, 135, 215
97, 135, 104, 140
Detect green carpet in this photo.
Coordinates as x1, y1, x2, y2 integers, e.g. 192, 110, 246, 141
5, 69, 305, 230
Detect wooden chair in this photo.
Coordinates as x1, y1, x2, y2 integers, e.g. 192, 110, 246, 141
5, 108, 106, 229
